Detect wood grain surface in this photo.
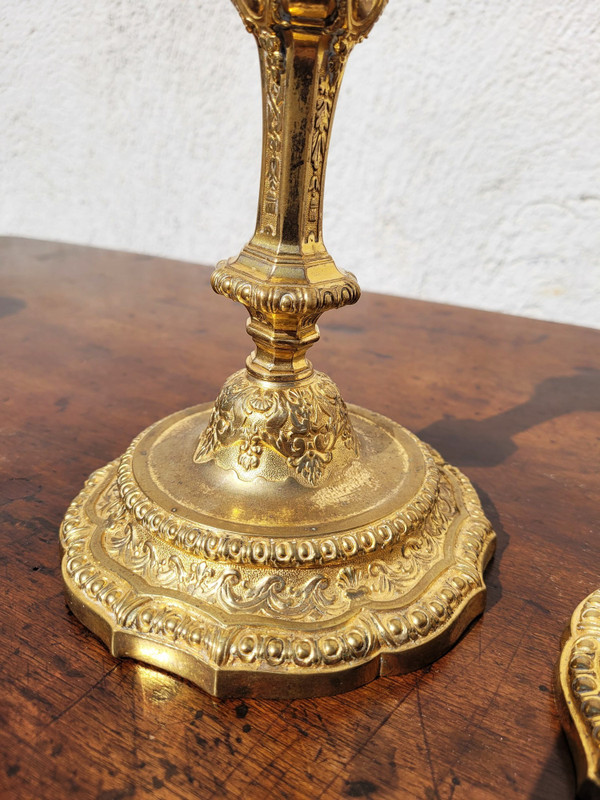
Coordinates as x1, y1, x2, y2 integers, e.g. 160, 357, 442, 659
1, 237, 599, 800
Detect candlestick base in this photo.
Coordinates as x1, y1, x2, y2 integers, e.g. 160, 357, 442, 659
555, 590, 600, 798
60, 402, 495, 699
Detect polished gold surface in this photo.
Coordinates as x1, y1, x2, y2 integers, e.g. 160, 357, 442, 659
59, 0, 496, 698
556, 591, 600, 799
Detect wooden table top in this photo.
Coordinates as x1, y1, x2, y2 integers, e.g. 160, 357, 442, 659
2, 236, 599, 800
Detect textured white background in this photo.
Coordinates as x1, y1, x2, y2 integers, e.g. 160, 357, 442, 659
1, 1, 599, 328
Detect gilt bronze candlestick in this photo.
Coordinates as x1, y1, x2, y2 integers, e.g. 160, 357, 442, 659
59, 0, 496, 698
555, 591, 600, 798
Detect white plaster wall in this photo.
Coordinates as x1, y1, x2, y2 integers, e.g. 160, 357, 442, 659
1, 1, 599, 328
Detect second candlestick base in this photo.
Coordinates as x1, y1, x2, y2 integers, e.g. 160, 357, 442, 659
60, 403, 495, 699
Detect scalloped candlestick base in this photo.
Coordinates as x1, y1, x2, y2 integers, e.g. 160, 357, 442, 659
60, 403, 495, 699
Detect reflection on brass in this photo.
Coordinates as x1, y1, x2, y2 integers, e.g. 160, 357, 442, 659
59, 0, 496, 698
556, 591, 600, 799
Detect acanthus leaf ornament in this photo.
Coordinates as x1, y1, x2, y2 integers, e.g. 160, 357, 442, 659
194, 369, 359, 486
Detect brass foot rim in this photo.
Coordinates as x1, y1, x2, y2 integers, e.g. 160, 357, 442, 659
63, 574, 492, 700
